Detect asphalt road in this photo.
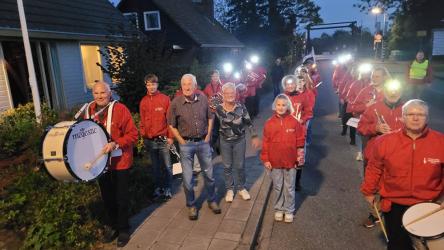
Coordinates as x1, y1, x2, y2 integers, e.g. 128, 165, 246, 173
260, 61, 444, 250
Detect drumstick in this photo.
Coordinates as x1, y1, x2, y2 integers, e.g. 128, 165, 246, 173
315, 81, 323, 88
404, 206, 444, 227
84, 151, 105, 170
373, 202, 389, 243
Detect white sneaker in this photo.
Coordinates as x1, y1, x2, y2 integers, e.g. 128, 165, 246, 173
239, 189, 251, 200
284, 213, 294, 223
356, 152, 363, 161
275, 211, 284, 221
225, 189, 234, 203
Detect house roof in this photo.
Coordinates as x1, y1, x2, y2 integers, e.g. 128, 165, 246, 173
151, 0, 243, 48
0, 0, 135, 41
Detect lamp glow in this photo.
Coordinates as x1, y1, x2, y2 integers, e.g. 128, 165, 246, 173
358, 63, 373, 73
234, 72, 241, 79
223, 62, 233, 73
245, 62, 253, 70
250, 55, 260, 64
385, 79, 402, 92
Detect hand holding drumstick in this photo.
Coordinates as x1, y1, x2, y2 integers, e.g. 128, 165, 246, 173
84, 142, 116, 170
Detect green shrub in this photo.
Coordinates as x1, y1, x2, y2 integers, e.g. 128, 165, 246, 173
0, 103, 58, 159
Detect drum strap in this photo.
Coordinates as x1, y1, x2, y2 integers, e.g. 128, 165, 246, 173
85, 100, 117, 137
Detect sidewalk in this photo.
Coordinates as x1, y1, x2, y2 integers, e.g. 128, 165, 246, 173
122, 94, 274, 250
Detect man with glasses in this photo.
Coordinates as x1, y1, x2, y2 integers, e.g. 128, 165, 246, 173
361, 99, 444, 250
168, 74, 220, 220
139, 74, 174, 199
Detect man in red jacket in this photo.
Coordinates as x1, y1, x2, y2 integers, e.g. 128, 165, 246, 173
361, 99, 444, 250
87, 81, 138, 247
357, 79, 404, 228
140, 74, 174, 199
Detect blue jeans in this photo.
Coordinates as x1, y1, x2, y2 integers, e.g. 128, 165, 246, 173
144, 139, 173, 190
179, 140, 215, 207
219, 137, 246, 191
270, 168, 296, 213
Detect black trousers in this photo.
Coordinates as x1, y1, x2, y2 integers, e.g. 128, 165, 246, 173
98, 168, 130, 231
341, 103, 356, 142
383, 203, 414, 250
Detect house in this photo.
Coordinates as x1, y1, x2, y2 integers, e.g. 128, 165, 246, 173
0, 0, 134, 112
117, 0, 244, 64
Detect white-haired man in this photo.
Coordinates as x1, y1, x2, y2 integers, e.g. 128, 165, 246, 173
167, 74, 220, 220
361, 99, 444, 250
86, 81, 138, 247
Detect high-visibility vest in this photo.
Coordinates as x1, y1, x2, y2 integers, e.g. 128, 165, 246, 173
409, 60, 428, 80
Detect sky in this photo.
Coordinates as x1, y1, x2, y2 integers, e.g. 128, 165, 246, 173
312, 0, 377, 37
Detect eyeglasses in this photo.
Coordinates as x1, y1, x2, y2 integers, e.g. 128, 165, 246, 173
404, 113, 427, 118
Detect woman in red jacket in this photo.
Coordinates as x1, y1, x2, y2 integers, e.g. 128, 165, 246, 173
261, 94, 306, 223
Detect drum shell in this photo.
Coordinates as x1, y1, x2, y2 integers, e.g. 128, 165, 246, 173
402, 202, 444, 250
42, 120, 110, 182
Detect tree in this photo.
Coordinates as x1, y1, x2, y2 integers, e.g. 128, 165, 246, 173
355, 0, 443, 53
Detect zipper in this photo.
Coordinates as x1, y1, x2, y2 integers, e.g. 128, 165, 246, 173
410, 140, 415, 193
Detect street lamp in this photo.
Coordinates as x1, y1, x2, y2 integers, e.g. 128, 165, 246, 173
371, 6, 388, 60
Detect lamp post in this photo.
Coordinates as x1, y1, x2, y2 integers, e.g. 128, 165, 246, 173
371, 6, 387, 61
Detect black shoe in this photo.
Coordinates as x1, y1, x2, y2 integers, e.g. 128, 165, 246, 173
117, 231, 130, 247
340, 131, 346, 136
103, 228, 119, 243
208, 202, 221, 214
350, 140, 356, 145
189, 206, 198, 220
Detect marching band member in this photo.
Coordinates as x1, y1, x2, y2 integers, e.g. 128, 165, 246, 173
357, 79, 404, 228
337, 63, 355, 125
215, 82, 260, 202
261, 94, 306, 223
87, 81, 138, 247
204, 70, 223, 151
361, 99, 444, 250
139, 74, 174, 199
339, 65, 358, 143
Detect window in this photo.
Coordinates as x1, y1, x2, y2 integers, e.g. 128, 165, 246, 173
80, 45, 103, 89
144, 11, 161, 31
123, 12, 139, 29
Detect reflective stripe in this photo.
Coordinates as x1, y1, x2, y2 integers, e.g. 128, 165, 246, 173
409, 60, 428, 79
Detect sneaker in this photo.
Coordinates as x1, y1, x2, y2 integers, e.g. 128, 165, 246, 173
117, 231, 130, 247
284, 213, 294, 223
356, 152, 363, 161
188, 206, 198, 220
225, 189, 234, 203
363, 214, 380, 228
163, 188, 172, 200
208, 202, 222, 214
153, 187, 163, 198
238, 189, 251, 201
274, 211, 284, 222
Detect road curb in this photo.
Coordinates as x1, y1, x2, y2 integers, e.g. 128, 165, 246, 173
238, 172, 272, 250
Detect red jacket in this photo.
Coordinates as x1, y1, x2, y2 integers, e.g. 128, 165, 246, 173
87, 102, 138, 170
361, 128, 444, 212
345, 79, 370, 108
347, 85, 384, 116
203, 82, 222, 98
357, 100, 404, 160
260, 113, 306, 168
332, 65, 346, 91
139, 91, 172, 139
285, 91, 314, 123
338, 73, 355, 102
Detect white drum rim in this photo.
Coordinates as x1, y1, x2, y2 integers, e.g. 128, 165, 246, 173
403, 202, 444, 240
43, 119, 111, 182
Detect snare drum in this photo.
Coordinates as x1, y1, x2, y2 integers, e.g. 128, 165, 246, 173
42, 120, 110, 182
402, 202, 444, 250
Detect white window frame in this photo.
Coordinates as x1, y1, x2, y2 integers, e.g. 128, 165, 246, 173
143, 11, 161, 31
123, 12, 139, 29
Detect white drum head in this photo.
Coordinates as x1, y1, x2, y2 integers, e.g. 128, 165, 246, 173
403, 203, 444, 238
65, 120, 109, 181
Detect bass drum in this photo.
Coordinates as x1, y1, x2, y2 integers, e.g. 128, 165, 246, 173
42, 120, 110, 182
402, 202, 444, 250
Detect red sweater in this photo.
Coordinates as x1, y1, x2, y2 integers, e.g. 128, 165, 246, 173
345, 79, 370, 108
338, 73, 355, 102
347, 85, 384, 116
332, 66, 346, 91
139, 91, 172, 139
260, 113, 306, 168
361, 128, 444, 212
203, 82, 222, 98
87, 102, 138, 170
357, 100, 404, 160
